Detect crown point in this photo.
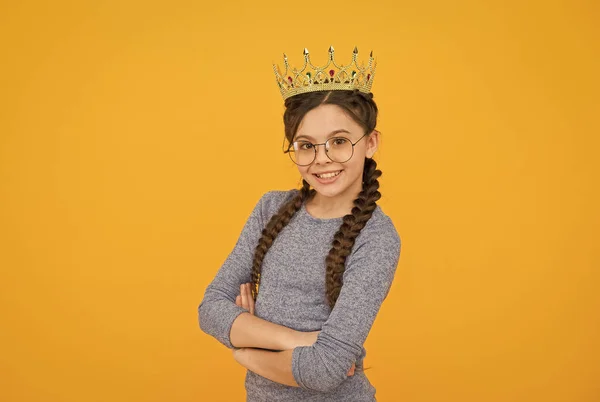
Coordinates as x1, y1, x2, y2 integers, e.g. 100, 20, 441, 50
283, 53, 288, 59
329, 45, 334, 53
370, 50, 373, 57
353, 46, 358, 54
303, 48, 309, 55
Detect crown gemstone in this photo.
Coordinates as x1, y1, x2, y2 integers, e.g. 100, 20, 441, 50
367, 74, 371, 80
288, 76, 293, 84
306, 72, 311, 78
352, 70, 356, 78
329, 69, 335, 77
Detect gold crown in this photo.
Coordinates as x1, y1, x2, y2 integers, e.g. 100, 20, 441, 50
273, 46, 377, 100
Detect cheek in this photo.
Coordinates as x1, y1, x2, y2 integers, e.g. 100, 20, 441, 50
354, 145, 369, 159
297, 166, 310, 177
344, 158, 364, 173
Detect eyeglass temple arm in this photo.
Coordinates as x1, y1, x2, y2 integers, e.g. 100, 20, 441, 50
282, 134, 292, 153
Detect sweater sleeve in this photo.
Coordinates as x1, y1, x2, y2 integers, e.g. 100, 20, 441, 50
197, 192, 270, 349
291, 217, 401, 392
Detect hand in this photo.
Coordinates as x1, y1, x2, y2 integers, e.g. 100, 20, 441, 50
232, 346, 247, 365
295, 330, 320, 347
347, 363, 356, 376
235, 282, 255, 315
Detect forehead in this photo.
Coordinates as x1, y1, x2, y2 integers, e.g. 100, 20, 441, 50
295, 104, 362, 140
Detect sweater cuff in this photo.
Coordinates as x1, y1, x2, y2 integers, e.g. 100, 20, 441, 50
220, 303, 248, 349
291, 346, 308, 389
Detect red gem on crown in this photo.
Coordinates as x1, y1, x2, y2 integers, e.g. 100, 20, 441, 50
329, 70, 335, 77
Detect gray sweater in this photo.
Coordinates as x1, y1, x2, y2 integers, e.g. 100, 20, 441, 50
198, 189, 401, 401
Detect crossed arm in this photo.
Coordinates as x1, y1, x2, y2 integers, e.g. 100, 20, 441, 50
229, 283, 355, 387
197, 193, 400, 392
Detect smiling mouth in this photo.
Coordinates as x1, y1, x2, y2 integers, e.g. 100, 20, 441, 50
314, 170, 342, 179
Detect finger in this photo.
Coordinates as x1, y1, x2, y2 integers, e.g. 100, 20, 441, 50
244, 283, 252, 309
235, 295, 242, 307
247, 283, 255, 315
240, 284, 248, 310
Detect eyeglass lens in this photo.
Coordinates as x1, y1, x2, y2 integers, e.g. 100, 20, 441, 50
289, 137, 354, 166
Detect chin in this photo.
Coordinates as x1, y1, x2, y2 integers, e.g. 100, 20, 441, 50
314, 187, 345, 199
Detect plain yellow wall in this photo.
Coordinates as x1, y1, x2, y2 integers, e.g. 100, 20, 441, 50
1, 1, 598, 401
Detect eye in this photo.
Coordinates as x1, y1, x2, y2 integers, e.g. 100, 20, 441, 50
332, 138, 348, 145
296, 142, 313, 150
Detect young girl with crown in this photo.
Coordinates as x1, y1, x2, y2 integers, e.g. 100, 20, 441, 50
198, 46, 402, 401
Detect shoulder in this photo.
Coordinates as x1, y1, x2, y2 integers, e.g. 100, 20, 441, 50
252, 189, 299, 225
350, 205, 401, 265
257, 189, 298, 213
360, 206, 401, 248
345, 205, 401, 279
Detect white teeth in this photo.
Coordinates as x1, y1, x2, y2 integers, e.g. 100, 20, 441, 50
316, 171, 341, 179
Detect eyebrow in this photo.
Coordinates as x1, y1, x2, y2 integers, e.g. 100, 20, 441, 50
294, 129, 351, 142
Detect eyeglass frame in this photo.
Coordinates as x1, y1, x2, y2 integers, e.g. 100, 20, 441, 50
283, 133, 369, 166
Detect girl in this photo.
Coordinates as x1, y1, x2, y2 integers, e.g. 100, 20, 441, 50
198, 47, 401, 401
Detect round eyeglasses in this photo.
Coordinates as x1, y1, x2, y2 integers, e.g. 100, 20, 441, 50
284, 133, 368, 166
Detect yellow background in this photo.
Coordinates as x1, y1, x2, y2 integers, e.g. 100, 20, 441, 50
1, 1, 598, 401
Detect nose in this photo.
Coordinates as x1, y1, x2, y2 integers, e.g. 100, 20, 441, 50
314, 144, 330, 165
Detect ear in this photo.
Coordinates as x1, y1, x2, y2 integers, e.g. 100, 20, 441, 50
365, 130, 380, 158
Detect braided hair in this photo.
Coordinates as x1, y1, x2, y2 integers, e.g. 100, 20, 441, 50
252, 89, 381, 308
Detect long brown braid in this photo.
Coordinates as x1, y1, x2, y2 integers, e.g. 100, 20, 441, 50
325, 157, 381, 307
251, 179, 314, 299
251, 89, 380, 308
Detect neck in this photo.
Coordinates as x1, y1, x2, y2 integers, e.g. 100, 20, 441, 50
306, 179, 363, 219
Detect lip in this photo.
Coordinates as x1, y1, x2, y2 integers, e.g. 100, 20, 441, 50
312, 169, 343, 184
